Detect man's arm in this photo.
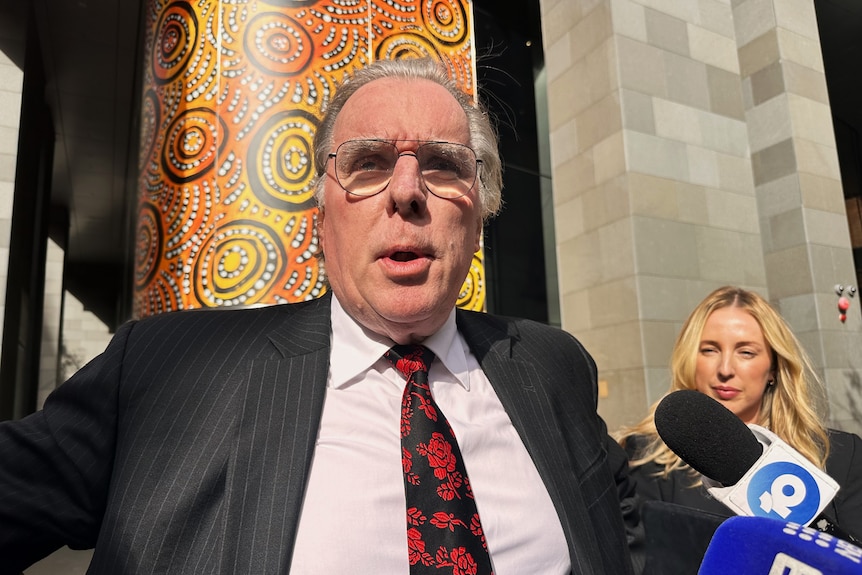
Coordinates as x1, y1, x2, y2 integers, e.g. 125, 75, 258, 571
0, 322, 130, 574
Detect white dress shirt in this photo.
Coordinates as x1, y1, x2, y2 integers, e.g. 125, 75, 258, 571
289, 295, 569, 574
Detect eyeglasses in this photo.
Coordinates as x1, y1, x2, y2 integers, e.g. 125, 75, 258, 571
327, 139, 481, 199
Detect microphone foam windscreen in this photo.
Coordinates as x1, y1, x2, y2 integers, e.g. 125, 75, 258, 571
698, 516, 862, 574
654, 390, 762, 485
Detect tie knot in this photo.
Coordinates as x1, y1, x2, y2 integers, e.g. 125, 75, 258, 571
385, 345, 435, 380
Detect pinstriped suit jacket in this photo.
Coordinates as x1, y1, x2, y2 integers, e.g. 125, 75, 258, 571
0, 293, 634, 574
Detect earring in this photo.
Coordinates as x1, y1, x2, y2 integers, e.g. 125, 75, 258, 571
767, 379, 775, 387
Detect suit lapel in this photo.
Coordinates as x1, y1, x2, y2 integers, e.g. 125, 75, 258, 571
221, 295, 331, 573
457, 311, 599, 574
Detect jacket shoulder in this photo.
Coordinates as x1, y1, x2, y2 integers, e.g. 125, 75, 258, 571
117, 295, 332, 359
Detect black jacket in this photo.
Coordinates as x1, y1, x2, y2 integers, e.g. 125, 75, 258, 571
0, 294, 636, 574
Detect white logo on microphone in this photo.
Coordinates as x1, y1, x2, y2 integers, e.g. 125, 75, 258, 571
759, 474, 808, 518
768, 552, 823, 575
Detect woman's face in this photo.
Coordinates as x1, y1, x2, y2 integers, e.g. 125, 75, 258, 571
694, 306, 775, 424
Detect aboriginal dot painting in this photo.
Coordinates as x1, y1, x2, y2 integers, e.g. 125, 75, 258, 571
134, 0, 486, 317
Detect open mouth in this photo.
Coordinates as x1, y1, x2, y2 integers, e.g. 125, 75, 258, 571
390, 251, 421, 262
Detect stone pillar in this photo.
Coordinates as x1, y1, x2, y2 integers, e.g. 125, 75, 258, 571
541, 0, 767, 429
735, 0, 861, 432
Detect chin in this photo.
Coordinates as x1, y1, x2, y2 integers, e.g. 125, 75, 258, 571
381, 300, 436, 323
382, 293, 447, 321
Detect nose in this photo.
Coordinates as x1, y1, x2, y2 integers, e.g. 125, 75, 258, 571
717, 353, 734, 381
386, 152, 427, 216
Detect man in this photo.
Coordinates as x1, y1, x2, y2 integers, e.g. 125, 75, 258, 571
0, 58, 635, 574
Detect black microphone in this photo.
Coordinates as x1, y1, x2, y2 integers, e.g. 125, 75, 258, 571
655, 389, 763, 485
655, 390, 860, 545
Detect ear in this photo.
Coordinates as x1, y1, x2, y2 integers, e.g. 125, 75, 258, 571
767, 367, 777, 388
473, 217, 482, 253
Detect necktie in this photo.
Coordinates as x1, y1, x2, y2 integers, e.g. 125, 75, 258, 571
384, 345, 494, 575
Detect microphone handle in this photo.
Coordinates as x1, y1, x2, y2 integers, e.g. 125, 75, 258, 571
812, 512, 860, 545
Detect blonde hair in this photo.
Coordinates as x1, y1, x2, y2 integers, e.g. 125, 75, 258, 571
615, 286, 830, 482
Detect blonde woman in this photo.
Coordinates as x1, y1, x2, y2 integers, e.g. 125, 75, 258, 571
616, 286, 862, 539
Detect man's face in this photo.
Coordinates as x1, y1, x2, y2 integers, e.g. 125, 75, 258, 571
319, 77, 483, 343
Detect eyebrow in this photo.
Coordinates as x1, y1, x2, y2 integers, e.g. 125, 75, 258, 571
699, 339, 765, 348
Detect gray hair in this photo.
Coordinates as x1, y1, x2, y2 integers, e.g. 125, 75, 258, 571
312, 58, 503, 222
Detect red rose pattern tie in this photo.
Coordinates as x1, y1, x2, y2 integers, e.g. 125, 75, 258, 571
384, 345, 494, 575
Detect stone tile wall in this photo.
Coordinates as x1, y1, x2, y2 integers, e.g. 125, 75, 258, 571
0, 49, 22, 340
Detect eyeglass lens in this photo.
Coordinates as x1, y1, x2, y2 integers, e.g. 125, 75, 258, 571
333, 140, 478, 198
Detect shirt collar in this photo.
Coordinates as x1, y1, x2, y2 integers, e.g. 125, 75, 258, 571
329, 294, 471, 391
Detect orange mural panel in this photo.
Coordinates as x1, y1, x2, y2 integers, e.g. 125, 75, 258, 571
134, 0, 483, 317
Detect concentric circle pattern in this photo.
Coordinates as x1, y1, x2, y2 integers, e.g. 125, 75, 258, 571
152, 2, 199, 85
135, 202, 163, 289
135, 0, 482, 316
457, 252, 485, 311
161, 108, 226, 183
375, 32, 442, 62
247, 110, 319, 210
420, 0, 469, 46
194, 220, 286, 307
244, 13, 314, 76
